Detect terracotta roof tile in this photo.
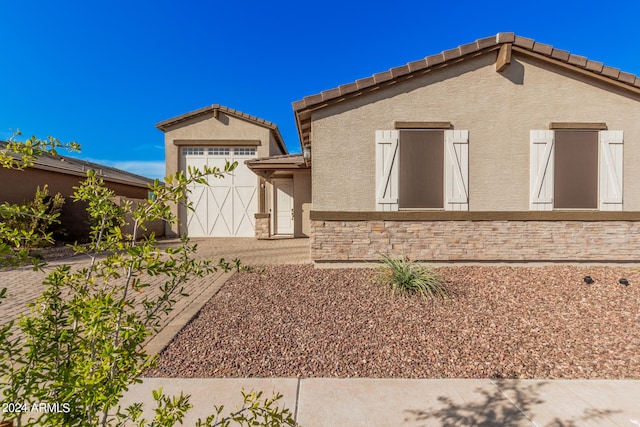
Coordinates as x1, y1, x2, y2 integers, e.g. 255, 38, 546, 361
496, 32, 515, 43
514, 35, 535, 49
601, 65, 620, 79
304, 93, 324, 105
373, 70, 393, 84
321, 88, 342, 101
459, 41, 479, 56
585, 60, 604, 73
390, 64, 411, 78
551, 48, 570, 62
407, 59, 427, 72
442, 47, 462, 61
477, 35, 498, 49
532, 42, 553, 56
339, 82, 359, 96
618, 71, 636, 85
425, 53, 445, 67
567, 54, 588, 67
291, 100, 306, 111
356, 76, 375, 89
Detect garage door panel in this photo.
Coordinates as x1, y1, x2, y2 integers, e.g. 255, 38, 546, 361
186, 186, 208, 237
183, 157, 208, 178
208, 187, 233, 236
233, 186, 257, 236
207, 158, 231, 185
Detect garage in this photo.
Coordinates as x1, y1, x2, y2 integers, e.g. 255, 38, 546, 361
180, 146, 257, 237
158, 104, 288, 239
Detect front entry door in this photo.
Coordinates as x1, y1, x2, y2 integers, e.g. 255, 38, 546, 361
273, 179, 294, 235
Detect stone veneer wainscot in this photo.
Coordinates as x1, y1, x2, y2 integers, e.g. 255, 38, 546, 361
310, 218, 640, 262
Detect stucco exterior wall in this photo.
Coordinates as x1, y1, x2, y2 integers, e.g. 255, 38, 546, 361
293, 170, 312, 237
310, 51, 640, 212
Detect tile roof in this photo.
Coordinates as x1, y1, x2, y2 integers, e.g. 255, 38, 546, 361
156, 104, 287, 155
245, 153, 308, 169
1, 141, 157, 187
293, 32, 640, 146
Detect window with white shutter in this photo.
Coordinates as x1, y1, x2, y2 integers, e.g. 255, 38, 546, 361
375, 128, 469, 211
530, 129, 623, 210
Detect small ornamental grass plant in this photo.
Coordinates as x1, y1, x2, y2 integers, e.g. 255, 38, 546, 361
378, 253, 448, 300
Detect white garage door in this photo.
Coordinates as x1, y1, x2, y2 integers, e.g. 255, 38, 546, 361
181, 146, 257, 237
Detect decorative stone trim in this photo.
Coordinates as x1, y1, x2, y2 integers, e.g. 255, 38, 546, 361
310, 219, 640, 262
310, 210, 640, 221
254, 213, 271, 239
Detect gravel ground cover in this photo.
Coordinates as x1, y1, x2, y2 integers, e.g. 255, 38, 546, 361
148, 265, 640, 379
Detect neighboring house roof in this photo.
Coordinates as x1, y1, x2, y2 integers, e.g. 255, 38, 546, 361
156, 104, 287, 154
245, 154, 308, 170
292, 32, 640, 147
0, 141, 157, 188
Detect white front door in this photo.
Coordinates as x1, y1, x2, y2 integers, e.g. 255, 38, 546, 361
273, 179, 294, 235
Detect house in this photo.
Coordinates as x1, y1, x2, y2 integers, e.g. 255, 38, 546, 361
0, 143, 162, 241
289, 32, 640, 262
157, 104, 298, 238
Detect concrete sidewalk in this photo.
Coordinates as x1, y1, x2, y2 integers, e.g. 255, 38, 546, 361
120, 377, 640, 426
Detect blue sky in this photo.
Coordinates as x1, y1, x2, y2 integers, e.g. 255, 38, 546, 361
2, 1, 640, 180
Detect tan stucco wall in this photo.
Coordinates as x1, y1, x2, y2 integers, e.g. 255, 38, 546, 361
162, 111, 284, 235
293, 170, 312, 237
310, 51, 640, 211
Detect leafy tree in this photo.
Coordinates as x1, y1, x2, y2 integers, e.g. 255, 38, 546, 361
0, 131, 79, 269
0, 134, 297, 426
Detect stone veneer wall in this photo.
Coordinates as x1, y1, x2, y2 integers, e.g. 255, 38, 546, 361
254, 214, 271, 239
310, 220, 640, 261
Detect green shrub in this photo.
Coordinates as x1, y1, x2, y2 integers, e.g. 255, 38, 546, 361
1, 184, 65, 249
378, 253, 448, 300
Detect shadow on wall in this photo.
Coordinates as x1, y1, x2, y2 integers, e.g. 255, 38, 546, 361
404, 380, 620, 427
500, 59, 525, 85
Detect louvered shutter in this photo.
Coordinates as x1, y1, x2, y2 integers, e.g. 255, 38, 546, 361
599, 130, 623, 211
444, 130, 469, 211
375, 130, 399, 211
530, 130, 554, 210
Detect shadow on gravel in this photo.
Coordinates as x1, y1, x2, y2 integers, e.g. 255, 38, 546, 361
404, 380, 620, 426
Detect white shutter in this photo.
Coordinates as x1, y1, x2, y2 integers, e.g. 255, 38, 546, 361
599, 130, 623, 211
375, 130, 399, 211
530, 130, 554, 210
444, 130, 469, 211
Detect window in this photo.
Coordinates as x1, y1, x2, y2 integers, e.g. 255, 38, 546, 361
375, 129, 469, 212
399, 130, 444, 209
554, 130, 598, 209
234, 147, 256, 156
530, 129, 623, 211
182, 147, 204, 155
209, 147, 230, 156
